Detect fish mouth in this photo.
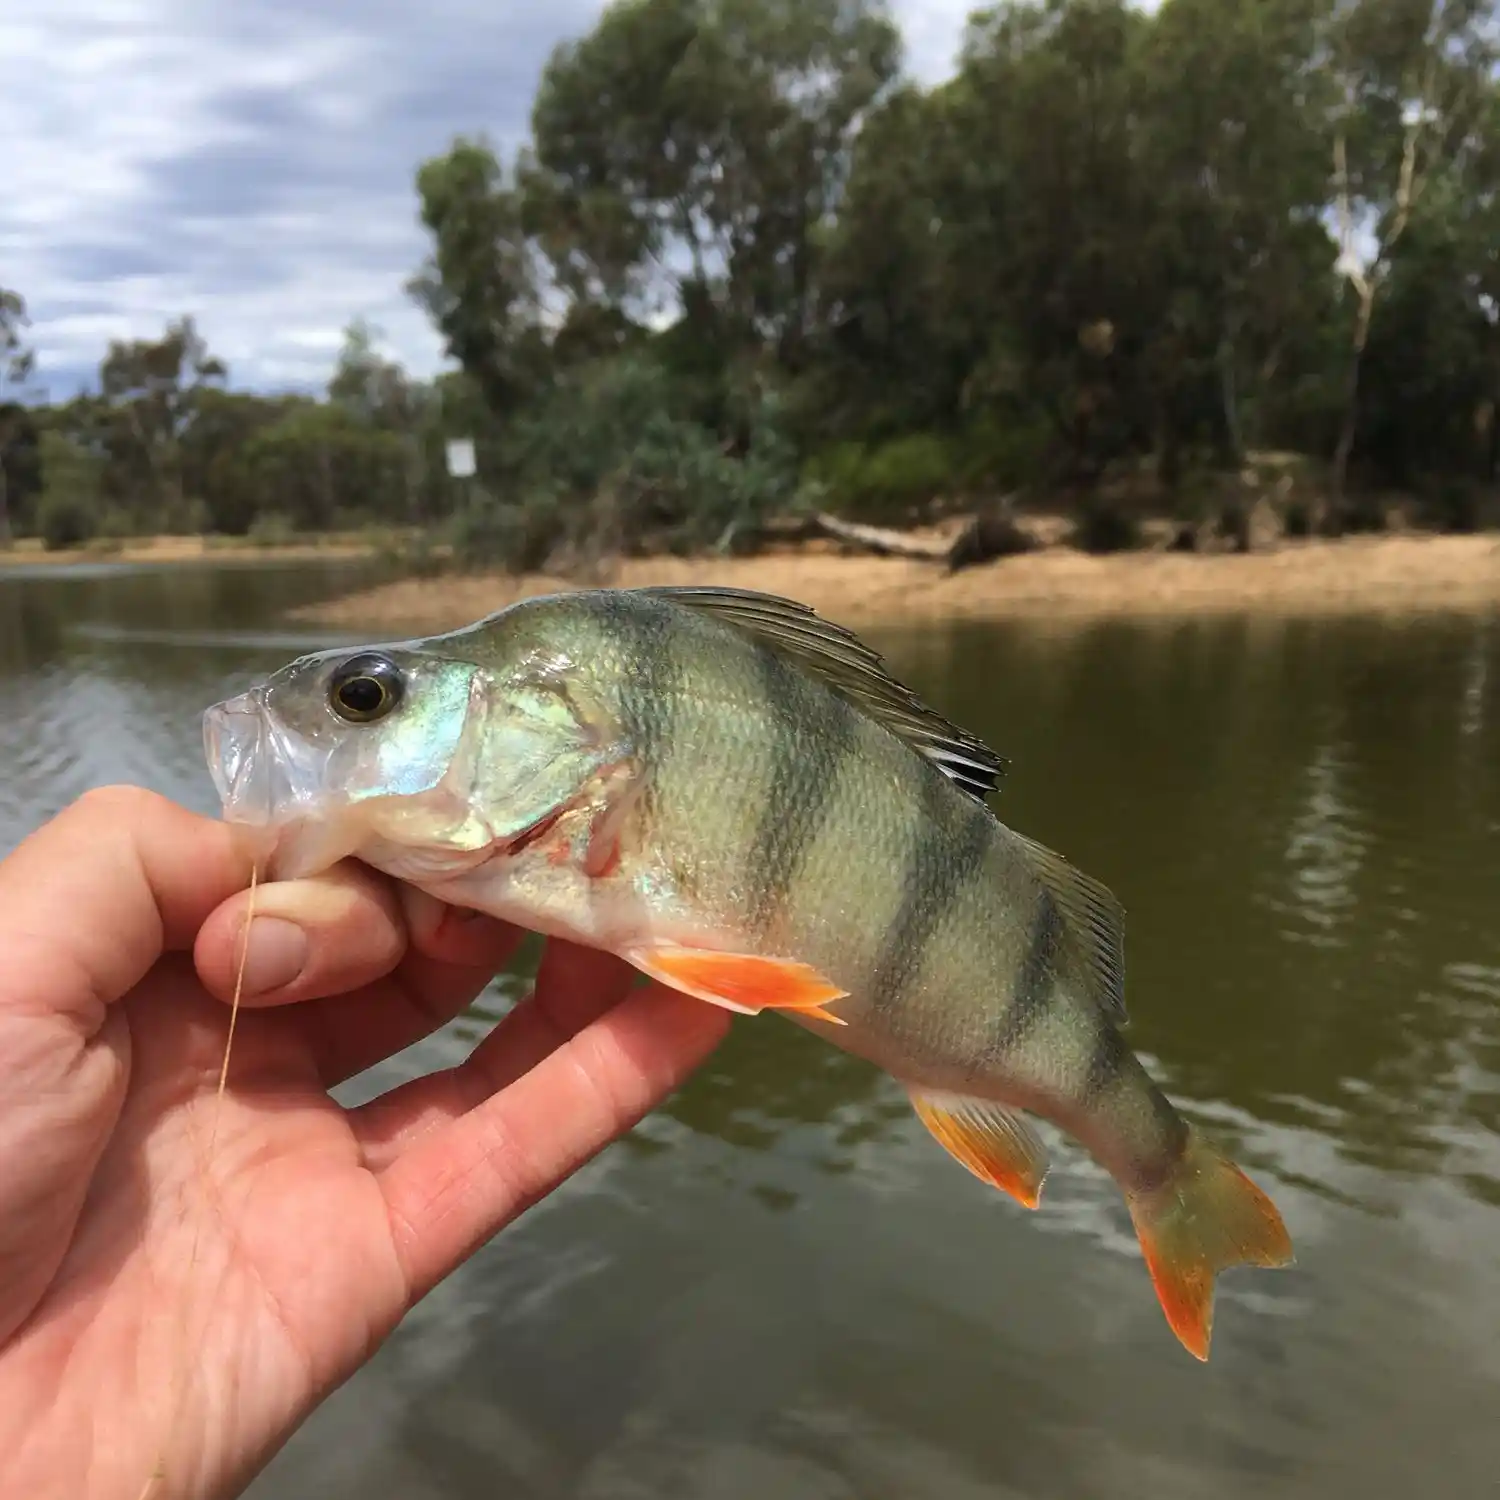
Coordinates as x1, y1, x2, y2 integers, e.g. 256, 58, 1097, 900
204, 693, 274, 823
203, 690, 323, 827
202, 692, 362, 878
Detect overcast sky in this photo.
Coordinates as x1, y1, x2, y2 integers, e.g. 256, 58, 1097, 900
1, 0, 981, 400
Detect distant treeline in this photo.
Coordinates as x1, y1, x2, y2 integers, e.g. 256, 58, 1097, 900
2, 0, 1498, 564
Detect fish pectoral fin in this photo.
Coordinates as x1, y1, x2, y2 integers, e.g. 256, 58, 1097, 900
622, 942, 850, 1025
909, 1089, 1050, 1210
581, 758, 645, 879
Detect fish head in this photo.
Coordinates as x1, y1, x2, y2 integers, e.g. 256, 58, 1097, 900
203, 628, 615, 884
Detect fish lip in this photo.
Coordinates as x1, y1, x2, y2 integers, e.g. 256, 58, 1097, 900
202, 688, 332, 832
203, 691, 274, 826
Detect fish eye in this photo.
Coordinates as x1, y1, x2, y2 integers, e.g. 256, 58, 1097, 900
328, 653, 404, 724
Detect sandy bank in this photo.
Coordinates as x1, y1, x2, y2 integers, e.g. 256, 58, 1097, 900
288, 531, 1500, 635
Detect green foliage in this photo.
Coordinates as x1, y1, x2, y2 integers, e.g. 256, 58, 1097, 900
447, 491, 566, 574
9, 0, 1500, 561
408, 139, 550, 416
35, 430, 105, 550
528, 0, 900, 360
246, 511, 298, 547
807, 434, 960, 523
477, 353, 799, 568
37, 492, 96, 551
956, 413, 1056, 492
233, 404, 410, 532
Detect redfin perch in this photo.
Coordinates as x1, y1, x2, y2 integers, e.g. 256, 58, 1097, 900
203, 585, 1293, 1358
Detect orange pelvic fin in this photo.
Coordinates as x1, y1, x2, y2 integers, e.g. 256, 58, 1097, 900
623, 942, 849, 1024
1125, 1126, 1294, 1361
909, 1089, 1050, 1209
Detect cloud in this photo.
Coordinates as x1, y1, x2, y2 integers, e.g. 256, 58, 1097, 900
1, 0, 975, 399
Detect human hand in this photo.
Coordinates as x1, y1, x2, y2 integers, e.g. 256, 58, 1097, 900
0, 786, 730, 1500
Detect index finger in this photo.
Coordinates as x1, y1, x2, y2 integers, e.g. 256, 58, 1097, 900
0, 785, 251, 1030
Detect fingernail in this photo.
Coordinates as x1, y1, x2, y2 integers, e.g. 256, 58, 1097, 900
240, 917, 309, 995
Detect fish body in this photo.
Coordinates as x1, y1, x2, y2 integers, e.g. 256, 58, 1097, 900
204, 585, 1292, 1358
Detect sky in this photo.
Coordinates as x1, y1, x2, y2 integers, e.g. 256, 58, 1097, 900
1, 0, 982, 402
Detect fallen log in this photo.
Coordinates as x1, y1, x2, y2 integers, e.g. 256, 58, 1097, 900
814, 497, 1034, 574
812, 511, 951, 560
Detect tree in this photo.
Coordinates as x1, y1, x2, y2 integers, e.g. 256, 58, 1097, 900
1325, 0, 1500, 512
329, 317, 422, 430
1133, 0, 1336, 470
97, 316, 227, 522
528, 0, 901, 367
807, 84, 974, 443
941, 0, 1155, 484
233, 402, 410, 533
407, 138, 551, 421
0, 288, 38, 543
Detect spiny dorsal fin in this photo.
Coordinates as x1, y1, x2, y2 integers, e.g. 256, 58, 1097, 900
639, 585, 1006, 802
1015, 832, 1128, 1023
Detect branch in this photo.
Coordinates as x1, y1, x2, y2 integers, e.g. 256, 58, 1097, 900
1333, 120, 1373, 301
1388, 46, 1439, 256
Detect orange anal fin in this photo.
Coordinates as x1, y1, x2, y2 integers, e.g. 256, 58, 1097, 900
623, 943, 849, 1025
1125, 1127, 1294, 1362
909, 1089, 1049, 1210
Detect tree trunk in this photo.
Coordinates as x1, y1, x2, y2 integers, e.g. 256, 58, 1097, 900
1217, 334, 1243, 468
1328, 285, 1376, 530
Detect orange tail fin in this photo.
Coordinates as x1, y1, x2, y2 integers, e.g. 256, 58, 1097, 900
1125, 1128, 1293, 1361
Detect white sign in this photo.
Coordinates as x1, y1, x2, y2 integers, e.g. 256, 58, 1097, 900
445, 438, 476, 479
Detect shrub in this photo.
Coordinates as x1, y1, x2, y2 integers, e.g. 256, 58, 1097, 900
448, 490, 566, 574
1070, 493, 1141, 554
957, 411, 1052, 490
804, 431, 959, 523
38, 491, 97, 551
247, 511, 297, 547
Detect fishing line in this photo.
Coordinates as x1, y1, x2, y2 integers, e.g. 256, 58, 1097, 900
137, 858, 258, 1500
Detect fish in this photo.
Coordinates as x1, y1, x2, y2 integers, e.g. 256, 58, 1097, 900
202, 585, 1293, 1359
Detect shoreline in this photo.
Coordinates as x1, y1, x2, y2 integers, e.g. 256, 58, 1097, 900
286, 531, 1500, 634
0, 534, 382, 567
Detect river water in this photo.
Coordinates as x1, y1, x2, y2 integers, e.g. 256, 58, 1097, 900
5, 556, 1500, 1499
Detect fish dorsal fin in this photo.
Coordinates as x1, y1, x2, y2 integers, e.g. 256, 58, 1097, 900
639, 585, 1006, 801
1016, 833, 1128, 1023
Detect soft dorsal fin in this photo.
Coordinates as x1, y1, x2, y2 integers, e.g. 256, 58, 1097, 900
640, 585, 1006, 801
1015, 833, 1128, 1022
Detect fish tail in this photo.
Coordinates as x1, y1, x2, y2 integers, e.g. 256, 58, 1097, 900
1124, 1126, 1293, 1361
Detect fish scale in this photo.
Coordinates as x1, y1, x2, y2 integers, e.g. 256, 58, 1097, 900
203, 583, 1294, 1361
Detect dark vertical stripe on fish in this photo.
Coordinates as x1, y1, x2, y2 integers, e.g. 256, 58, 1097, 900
869, 775, 993, 1013
744, 643, 855, 935
980, 885, 1064, 1065
602, 593, 683, 823
1082, 1022, 1129, 1106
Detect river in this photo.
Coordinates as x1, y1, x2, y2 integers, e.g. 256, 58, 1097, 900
5, 556, 1500, 1498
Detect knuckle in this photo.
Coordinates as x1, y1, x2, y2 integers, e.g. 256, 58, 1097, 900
71, 783, 166, 822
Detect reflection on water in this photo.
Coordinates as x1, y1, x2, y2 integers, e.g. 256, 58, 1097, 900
4, 564, 1500, 1497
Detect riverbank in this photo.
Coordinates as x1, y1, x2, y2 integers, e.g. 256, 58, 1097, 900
287, 531, 1500, 633
0, 533, 382, 567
